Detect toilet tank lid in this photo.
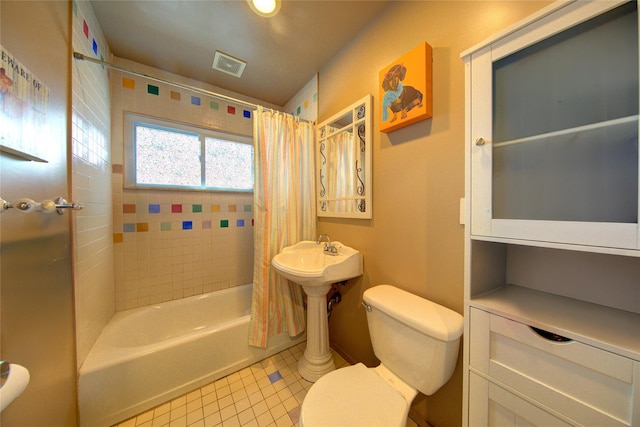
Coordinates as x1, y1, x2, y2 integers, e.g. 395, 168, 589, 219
363, 285, 463, 341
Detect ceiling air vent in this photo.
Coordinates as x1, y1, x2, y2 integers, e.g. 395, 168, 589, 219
212, 51, 247, 78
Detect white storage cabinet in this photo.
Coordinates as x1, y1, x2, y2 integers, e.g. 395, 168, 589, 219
462, 1, 640, 425
465, 0, 639, 253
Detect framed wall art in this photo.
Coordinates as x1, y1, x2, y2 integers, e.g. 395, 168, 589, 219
1, 44, 50, 162
379, 42, 432, 133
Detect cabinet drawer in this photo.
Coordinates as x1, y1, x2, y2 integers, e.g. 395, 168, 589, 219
469, 307, 639, 426
469, 371, 573, 427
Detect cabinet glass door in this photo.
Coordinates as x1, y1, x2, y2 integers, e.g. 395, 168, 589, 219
492, 1, 638, 224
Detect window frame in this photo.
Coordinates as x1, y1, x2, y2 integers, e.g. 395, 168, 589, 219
124, 112, 254, 192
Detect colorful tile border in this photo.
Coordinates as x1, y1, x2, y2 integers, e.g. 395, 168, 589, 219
117, 78, 253, 119
113, 203, 254, 244
120, 203, 252, 214
122, 78, 135, 90
76, 8, 106, 70
115, 216, 252, 241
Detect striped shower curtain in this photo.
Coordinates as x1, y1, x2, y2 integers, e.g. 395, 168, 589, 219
327, 131, 357, 213
248, 109, 316, 348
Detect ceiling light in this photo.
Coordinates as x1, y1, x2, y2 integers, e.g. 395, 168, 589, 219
248, 0, 280, 17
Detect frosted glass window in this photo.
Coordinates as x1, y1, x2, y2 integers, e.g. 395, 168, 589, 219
491, 1, 638, 223
125, 113, 253, 191
135, 124, 201, 187
205, 137, 253, 191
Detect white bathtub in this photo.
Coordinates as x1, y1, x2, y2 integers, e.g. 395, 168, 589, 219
78, 284, 305, 427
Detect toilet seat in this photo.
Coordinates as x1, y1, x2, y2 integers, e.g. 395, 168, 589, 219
300, 363, 409, 427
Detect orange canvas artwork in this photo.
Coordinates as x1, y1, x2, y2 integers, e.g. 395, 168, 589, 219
379, 42, 432, 133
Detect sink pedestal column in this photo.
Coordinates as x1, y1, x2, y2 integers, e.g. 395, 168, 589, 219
298, 283, 335, 382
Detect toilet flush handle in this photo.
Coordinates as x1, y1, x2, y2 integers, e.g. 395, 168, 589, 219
361, 301, 372, 312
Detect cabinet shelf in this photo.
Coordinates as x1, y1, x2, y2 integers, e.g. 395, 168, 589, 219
493, 115, 639, 148
469, 285, 640, 362
470, 234, 640, 258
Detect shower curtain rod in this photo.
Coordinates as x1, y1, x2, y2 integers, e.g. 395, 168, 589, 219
73, 52, 311, 122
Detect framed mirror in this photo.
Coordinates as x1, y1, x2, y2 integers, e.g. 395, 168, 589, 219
317, 94, 372, 219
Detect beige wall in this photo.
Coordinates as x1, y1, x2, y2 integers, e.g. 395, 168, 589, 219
0, 1, 77, 425
317, 2, 551, 426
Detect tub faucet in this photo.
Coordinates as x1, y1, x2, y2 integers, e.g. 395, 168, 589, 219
316, 234, 338, 256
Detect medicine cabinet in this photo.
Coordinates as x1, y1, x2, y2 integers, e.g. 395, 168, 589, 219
316, 95, 372, 219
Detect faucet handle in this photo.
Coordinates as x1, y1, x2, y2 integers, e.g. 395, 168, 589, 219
323, 243, 338, 255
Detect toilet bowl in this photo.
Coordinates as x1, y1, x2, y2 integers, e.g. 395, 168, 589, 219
300, 285, 463, 427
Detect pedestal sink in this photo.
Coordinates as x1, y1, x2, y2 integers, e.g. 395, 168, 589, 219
272, 240, 363, 382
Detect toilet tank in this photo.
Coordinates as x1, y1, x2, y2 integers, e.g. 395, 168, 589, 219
363, 285, 463, 395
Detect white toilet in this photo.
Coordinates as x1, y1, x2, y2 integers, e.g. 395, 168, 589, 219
299, 284, 464, 427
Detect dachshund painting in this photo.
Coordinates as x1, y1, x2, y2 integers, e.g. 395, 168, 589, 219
381, 64, 423, 123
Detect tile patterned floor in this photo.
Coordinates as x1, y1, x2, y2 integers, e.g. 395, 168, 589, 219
113, 342, 421, 427
112, 343, 341, 427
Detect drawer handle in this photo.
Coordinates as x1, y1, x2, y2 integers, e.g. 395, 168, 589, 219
529, 326, 572, 343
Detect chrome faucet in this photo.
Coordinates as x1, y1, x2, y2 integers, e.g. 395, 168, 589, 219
316, 234, 338, 256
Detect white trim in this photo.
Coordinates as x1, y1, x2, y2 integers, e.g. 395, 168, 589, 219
460, 0, 628, 59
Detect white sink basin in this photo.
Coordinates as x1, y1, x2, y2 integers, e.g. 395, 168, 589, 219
272, 240, 363, 286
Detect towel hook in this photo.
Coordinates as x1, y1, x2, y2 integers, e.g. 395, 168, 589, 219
53, 197, 83, 215
0, 196, 83, 215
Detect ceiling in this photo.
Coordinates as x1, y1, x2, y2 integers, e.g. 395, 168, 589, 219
90, 0, 391, 107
